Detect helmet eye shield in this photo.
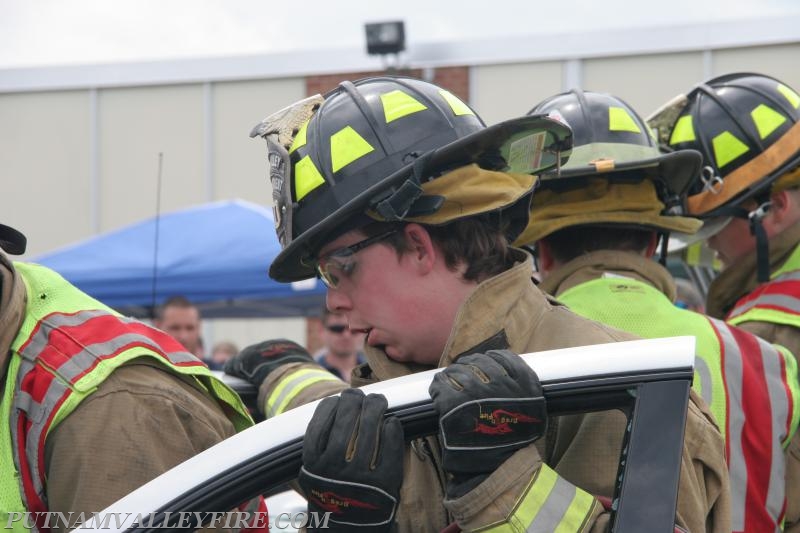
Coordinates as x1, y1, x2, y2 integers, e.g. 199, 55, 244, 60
310, 229, 399, 289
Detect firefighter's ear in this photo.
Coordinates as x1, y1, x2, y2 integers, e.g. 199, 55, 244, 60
536, 240, 556, 275
403, 223, 437, 275
768, 189, 800, 233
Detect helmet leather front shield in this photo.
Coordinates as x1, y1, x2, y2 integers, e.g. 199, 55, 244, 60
251, 94, 325, 249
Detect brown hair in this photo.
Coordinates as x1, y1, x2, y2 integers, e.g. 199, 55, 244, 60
362, 217, 514, 282
542, 225, 655, 264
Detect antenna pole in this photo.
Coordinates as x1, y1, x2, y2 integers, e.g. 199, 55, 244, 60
151, 152, 164, 319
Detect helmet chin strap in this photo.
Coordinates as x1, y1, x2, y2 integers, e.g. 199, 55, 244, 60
748, 200, 772, 283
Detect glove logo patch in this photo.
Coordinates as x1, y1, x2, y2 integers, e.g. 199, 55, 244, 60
258, 341, 302, 358
472, 408, 542, 435
441, 397, 546, 450
308, 490, 380, 515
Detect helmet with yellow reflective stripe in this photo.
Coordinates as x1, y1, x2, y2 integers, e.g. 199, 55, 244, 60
648, 72, 800, 218
251, 76, 573, 282
513, 89, 703, 247
529, 89, 702, 204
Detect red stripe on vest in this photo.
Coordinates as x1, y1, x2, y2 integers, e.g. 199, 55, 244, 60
778, 348, 794, 448
15, 416, 48, 531
34, 314, 189, 371
731, 279, 800, 313
730, 326, 777, 533
19, 363, 57, 405
740, 303, 800, 316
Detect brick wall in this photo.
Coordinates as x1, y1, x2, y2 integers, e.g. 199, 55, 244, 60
305, 66, 470, 102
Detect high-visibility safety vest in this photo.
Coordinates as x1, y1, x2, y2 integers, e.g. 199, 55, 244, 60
558, 276, 800, 533
0, 263, 253, 532
727, 244, 800, 329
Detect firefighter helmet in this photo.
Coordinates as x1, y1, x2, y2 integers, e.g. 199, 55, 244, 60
514, 89, 703, 245
648, 72, 800, 218
252, 76, 572, 282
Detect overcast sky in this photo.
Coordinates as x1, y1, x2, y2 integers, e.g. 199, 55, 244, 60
1, 0, 799, 69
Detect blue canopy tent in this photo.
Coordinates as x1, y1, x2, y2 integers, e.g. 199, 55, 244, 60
32, 200, 326, 318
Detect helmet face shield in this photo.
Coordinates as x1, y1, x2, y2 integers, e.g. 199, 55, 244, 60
666, 216, 733, 254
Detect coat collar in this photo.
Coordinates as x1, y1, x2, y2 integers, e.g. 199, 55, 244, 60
539, 250, 677, 301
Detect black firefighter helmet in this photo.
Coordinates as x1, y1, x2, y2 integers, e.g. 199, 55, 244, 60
251, 76, 573, 282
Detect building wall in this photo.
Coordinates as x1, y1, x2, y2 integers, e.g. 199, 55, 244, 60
99, 85, 207, 232
712, 43, 800, 91
213, 78, 305, 203
471, 61, 563, 125
0, 90, 92, 255
582, 52, 707, 117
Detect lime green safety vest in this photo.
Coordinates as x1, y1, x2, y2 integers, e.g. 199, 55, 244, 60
558, 275, 800, 533
727, 243, 800, 329
0, 263, 252, 532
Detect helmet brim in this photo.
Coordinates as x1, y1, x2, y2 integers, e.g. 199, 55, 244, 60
548, 149, 702, 199
0, 223, 27, 255
268, 115, 573, 282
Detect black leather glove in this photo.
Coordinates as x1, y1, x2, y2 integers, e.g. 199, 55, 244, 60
223, 339, 313, 387
299, 388, 403, 532
429, 349, 547, 499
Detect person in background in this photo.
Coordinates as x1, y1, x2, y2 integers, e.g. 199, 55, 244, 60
208, 340, 239, 371
0, 223, 265, 532
155, 295, 204, 359
312, 307, 365, 382
649, 72, 800, 532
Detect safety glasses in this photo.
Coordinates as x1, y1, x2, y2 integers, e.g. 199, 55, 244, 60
314, 230, 398, 289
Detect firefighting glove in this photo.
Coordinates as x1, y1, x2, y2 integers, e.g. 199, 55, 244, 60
298, 388, 403, 532
223, 338, 313, 387
429, 350, 547, 499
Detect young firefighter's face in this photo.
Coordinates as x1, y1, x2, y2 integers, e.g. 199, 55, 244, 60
318, 226, 450, 367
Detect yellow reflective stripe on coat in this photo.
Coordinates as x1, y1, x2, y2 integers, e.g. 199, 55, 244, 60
478, 464, 597, 532
265, 368, 341, 418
